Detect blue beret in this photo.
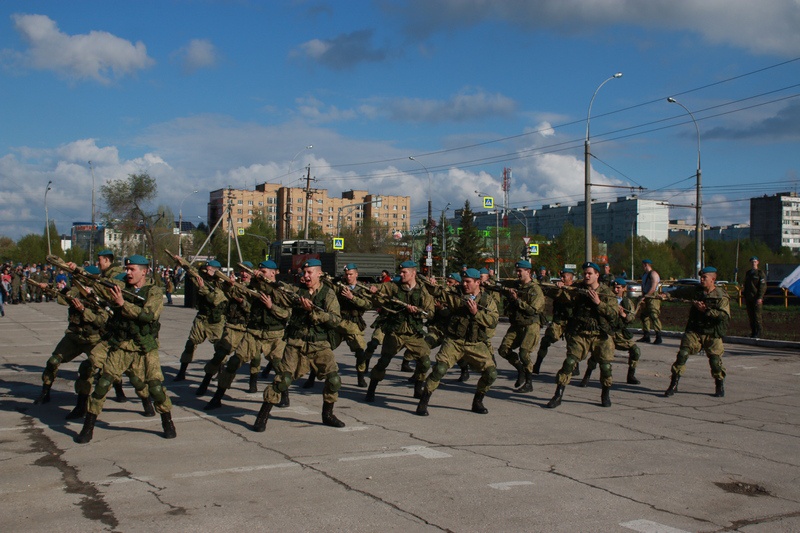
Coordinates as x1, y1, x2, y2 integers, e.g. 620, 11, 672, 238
582, 261, 600, 273
447, 272, 462, 282
700, 266, 717, 274
125, 255, 149, 266
344, 263, 358, 271
463, 268, 481, 279
641, 259, 652, 264
749, 256, 758, 261
562, 268, 575, 274
515, 260, 532, 269
259, 260, 278, 269
392, 275, 401, 282
478, 267, 490, 275
538, 265, 547, 270
84, 266, 101, 275
303, 259, 322, 268
114, 273, 127, 281
613, 277, 627, 286
207, 260, 222, 268
97, 249, 114, 257
399, 260, 418, 269
240, 261, 254, 269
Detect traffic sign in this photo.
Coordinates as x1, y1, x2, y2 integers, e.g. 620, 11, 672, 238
529, 243, 539, 256
237, 228, 245, 236
333, 237, 344, 250
522, 236, 531, 245
483, 197, 494, 209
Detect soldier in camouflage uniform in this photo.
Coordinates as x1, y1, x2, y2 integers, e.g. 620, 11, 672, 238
204, 260, 291, 410
534, 268, 576, 375
545, 262, 619, 409
336, 264, 373, 387
75, 255, 176, 443
416, 268, 499, 416
364, 260, 434, 403
579, 277, 643, 386
743, 256, 767, 338
252, 258, 344, 431
174, 259, 228, 381
196, 262, 255, 396
496, 260, 545, 393
663, 266, 730, 398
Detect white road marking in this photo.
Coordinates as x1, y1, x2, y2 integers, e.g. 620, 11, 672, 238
337, 426, 368, 432
488, 481, 534, 490
173, 462, 298, 478
620, 519, 692, 533
339, 445, 451, 462
734, 365, 756, 370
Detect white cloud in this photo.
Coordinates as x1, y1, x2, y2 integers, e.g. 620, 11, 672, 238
294, 29, 387, 70
388, 88, 516, 123
6, 13, 154, 84
172, 38, 219, 74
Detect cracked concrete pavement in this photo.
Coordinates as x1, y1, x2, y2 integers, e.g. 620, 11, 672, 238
1, 301, 799, 532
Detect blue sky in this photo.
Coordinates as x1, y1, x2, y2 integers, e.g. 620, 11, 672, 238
1, 0, 799, 240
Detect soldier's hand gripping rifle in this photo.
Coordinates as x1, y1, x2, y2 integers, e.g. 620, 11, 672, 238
165, 249, 203, 280
34, 281, 112, 314
238, 262, 325, 312
46, 255, 145, 303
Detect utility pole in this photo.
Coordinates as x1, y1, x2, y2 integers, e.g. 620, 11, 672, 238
88, 161, 96, 259
303, 165, 316, 240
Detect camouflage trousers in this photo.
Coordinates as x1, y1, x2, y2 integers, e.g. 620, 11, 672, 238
265, 339, 340, 404
498, 323, 540, 372
670, 331, 726, 380
180, 316, 226, 364
370, 332, 431, 383
88, 348, 172, 415
556, 331, 615, 387
641, 298, 662, 334
218, 328, 286, 389
425, 338, 497, 395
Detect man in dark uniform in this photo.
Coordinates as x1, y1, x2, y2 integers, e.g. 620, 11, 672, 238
743, 256, 767, 338
416, 268, 499, 416
663, 266, 730, 398
545, 262, 618, 408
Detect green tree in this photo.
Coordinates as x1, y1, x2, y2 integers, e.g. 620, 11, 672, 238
451, 200, 484, 270
239, 214, 277, 264
100, 172, 159, 266
14, 234, 48, 265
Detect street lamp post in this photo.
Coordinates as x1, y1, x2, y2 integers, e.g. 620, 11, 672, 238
88, 161, 96, 259
45, 181, 53, 255
508, 208, 529, 259
178, 190, 199, 257
441, 202, 450, 277
409, 156, 433, 272
585, 72, 623, 262
667, 97, 703, 278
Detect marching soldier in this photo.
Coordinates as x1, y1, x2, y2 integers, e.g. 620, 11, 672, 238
663, 266, 730, 398
534, 268, 576, 374
416, 268, 499, 416
545, 262, 618, 409
336, 264, 373, 387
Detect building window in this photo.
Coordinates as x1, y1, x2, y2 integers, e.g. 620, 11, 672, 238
247, 218, 252, 223
237, 200, 243, 205
248, 200, 253, 206
236, 218, 243, 223
237, 209, 243, 214
248, 210, 253, 215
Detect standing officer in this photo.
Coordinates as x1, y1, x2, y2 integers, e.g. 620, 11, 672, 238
416, 268, 499, 416
743, 256, 767, 338
252, 258, 343, 431
545, 262, 618, 408
496, 260, 545, 393
75, 255, 176, 443
639, 259, 662, 344
336, 264, 373, 387
579, 277, 643, 386
663, 266, 730, 398
364, 260, 434, 403
174, 259, 228, 381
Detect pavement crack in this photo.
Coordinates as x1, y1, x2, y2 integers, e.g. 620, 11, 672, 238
23, 415, 119, 531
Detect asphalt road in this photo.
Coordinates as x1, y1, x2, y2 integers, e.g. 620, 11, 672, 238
1, 301, 799, 532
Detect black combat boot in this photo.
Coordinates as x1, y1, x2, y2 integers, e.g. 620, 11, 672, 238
248, 374, 258, 393
277, 391, 290, 408
516, 371, 533, 393
75, 413, 97, 444
261, 360, 273, 378
653, 332, 663, 345
252, 402, 273, 432
713, 379, 725, 398
639, 333, 651, 343
626, 367, 640, 385
356, 371, 367, 388
458, 366, 470, 382
204, 387, 227, 410
415, 386, 432, 416
532, 351, 546, 375
65, 393, 89, 420
173, 362, 189, 382
513, 361, 525, 388
471, 391, 488, 414
161, 412, 177, 439
664, 374, 680, 397
196, 373, 213, 396
142, 397, 156, 417
578, 367, 593, 388
322, 402, 345, 428
112, 382, 127, 402
302, 369, 317, 389
413, 379, 425, 399
601, 386, 611, 407
401, 359, 414, 373
364, 379, 378, 403
546, 384, 565, 409
34, 384, 52, 405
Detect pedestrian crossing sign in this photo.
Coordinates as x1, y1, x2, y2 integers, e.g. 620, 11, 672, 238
529, 243, 539, 256
483, 197, 494, 209
333, 237, 344, 250
237, 228, 245, 236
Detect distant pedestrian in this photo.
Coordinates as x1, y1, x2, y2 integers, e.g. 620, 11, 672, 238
743, 256, 766, 338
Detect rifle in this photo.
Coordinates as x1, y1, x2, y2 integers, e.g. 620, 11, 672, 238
35, 282, 112, 315
238, 262, 325, 312
165, 249, 204, 279
539, 282, 593, 296
46, 255, 145, 303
